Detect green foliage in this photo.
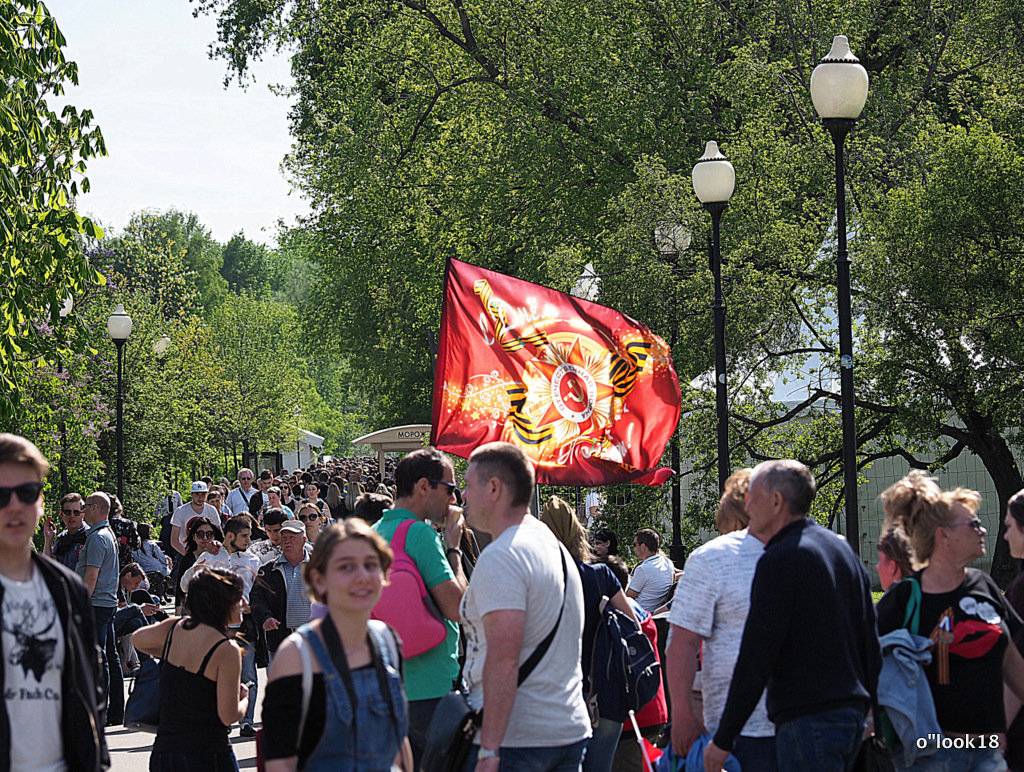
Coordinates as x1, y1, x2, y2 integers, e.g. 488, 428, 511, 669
0, 0, 106, 419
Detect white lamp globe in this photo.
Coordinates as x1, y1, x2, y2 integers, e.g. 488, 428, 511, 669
107, 304, 133, 341
692, 141, 735, 204
810, 36, 869, 120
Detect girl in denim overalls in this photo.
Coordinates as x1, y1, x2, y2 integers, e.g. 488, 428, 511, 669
262, 520, 411, 771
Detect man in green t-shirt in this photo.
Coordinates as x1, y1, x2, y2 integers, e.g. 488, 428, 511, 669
372, 447, 467, 769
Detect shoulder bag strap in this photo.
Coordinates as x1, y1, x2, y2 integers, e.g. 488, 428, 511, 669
516, 546, 568, 687
296, 632, 314, 748
902, 577, 921, 635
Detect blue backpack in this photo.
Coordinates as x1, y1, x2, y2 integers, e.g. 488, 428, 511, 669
588, 596, 661, 722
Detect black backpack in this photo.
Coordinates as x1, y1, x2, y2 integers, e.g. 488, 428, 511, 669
159, 512, 174, 555
587, 596, 661, 722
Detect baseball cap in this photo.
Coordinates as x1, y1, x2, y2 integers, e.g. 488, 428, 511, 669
280, 520, 305, 535
190, 481, 209, 493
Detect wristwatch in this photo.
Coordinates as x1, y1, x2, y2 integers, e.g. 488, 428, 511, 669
446, 546, 463, 559
477, 747, 500, 761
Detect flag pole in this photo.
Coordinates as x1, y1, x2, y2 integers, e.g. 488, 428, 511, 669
430, 254, 455, 447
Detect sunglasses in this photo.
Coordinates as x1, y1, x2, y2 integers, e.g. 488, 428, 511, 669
298, 513, 319, 522
947, 518, 985, 534
0, 482, 44, 508
62, 508, 83, 515
429, 479, 459, 495
239, 477, 253, 481
195, 530, 216, 539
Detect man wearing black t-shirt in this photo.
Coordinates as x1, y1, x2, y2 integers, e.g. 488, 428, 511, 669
703, 459, 881, 772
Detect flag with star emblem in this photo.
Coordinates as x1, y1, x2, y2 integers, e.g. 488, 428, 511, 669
430, 258, 680, 486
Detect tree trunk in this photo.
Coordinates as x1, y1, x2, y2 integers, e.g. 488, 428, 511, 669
959, 416, 1023, 588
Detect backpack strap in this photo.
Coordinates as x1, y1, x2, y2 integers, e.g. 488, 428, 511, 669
517, 545, 568, 687
392, 518, 415, 556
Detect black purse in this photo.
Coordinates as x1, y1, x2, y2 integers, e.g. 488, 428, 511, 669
421, 549, 568, 772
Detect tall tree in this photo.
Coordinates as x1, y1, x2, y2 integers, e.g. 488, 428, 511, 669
0, 0, 106, 418
194, 0, 1024, 577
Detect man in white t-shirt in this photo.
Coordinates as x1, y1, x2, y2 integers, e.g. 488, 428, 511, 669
225, 468, 258, 516
460, 442, 591, 771
169, 481, 219, 555
0, 433, 107, 770
627, 528, 676, 613
666, 470, 776, 771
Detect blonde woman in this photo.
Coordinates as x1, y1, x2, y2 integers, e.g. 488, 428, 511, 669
876, 471, 1024, 771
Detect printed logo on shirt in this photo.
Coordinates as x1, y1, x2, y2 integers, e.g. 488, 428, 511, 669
2, 595, 58, 682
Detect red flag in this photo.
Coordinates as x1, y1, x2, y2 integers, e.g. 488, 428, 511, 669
430, 258, 680, 486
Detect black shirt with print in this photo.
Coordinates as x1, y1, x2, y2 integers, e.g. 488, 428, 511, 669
877, 568, 1021, 735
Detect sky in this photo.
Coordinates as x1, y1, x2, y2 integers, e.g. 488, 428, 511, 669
46, 0, 307, 246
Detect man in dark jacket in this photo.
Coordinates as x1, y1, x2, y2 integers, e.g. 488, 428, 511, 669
249, 520, 311, 659
0, 433, 108, 770
703, 459, 881, 772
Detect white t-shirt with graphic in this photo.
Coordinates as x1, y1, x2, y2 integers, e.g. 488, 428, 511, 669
0, 567, 66, 771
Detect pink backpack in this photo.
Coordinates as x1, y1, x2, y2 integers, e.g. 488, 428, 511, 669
371, 519, 448, 658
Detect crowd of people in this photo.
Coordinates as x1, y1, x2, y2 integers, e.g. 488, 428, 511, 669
4, 431, 1024, 771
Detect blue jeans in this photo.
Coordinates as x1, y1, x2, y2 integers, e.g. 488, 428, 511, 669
240, 641, 257, 727
93, 606, 123, 723
463, 738, 588, 772
733, 735, 779, 772
775, 706, 865, 771
584, 718, 621, 772
894, 746, 1007, 772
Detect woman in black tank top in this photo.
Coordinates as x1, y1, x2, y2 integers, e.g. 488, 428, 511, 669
132, 567, 249, 772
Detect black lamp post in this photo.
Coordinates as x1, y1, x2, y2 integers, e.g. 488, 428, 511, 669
57, 296, 73, 496
654, 222, 691, 567
810, 35, 869, 554
692, 141, 736, 492
107, 304, 132, 502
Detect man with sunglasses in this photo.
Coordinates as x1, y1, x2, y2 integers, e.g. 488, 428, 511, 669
0, 433, 108, 770
372, 447, 467, 768
41, 492, 88, 570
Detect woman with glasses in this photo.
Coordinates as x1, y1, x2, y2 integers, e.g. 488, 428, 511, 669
172, 517, 224, 614
298, 503, 324, 544
876, 472, 1024, 770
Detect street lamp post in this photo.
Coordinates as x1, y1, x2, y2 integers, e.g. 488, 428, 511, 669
810, 35, 869, 554
107, 304, 133, 502
654, 223, 691, 567
294, 405, 302, 470
692, 141, 736, 492
57, 297, 73, 496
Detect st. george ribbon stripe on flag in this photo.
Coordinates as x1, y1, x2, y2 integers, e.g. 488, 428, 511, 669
430, 258, 681, 486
